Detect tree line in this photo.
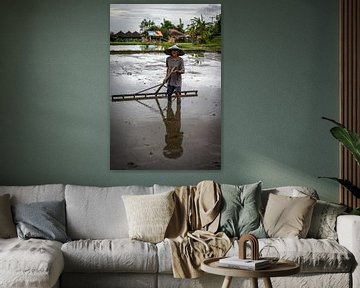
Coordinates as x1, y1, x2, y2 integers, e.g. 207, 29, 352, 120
187, 14, 221, 43
134, 14, 221, 44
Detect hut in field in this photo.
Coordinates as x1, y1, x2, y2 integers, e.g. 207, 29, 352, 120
145, 31, 163, 42
113, 31, 142, 42
168, 29, 190, 43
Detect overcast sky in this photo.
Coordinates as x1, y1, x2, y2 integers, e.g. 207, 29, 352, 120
110, 4, 221, 33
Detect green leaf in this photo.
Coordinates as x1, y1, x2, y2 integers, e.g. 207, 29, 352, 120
322, 116, 344, 127
351, 208, 360, 215
318, 177, 360, 198
330, 126, 360, 165
322, 117, 360, 165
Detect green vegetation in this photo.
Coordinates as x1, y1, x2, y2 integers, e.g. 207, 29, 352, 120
186, 14, 221, 44
110, 13, 221, 53
319, 117, 360, 203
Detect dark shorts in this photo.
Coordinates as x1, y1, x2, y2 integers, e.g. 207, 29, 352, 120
167, 85, 181, 96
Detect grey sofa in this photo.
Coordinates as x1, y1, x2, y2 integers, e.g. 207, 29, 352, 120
0, 183, 359, 288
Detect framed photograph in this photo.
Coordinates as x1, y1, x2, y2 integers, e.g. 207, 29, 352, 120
110, 4, 222, 170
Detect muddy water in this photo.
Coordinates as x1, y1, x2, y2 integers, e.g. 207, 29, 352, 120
110, 51, 221, 170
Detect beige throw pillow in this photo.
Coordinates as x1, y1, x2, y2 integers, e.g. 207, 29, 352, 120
0, 194, 17, 238
122, 191, 175, 243
263, 193, 316, 238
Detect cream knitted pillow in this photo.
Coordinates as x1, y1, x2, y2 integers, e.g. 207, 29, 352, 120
122, 191, 175, 243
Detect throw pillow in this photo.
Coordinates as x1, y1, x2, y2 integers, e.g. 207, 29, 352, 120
122, 190, 175, 243
12, 200, 70, 243
263, 193, 316, 238
218, 182, 266, 238
0, 194, 17, 238
307, 200, 347, 240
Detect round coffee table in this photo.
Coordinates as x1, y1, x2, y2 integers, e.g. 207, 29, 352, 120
201, 257, 300, 288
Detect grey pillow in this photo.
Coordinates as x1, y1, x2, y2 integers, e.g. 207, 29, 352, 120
0, 194, 17, 238
307, 200, 347, 240
12, 200, 70, 243
218, 182, 266, 238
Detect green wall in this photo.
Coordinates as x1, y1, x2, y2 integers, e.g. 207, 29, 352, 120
0, 0, 340, 202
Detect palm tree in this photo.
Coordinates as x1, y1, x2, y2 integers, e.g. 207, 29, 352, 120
160, 19, 175, 39
176, 18, 185, 33
139, 19, 155, 33
187, 15, 210, 44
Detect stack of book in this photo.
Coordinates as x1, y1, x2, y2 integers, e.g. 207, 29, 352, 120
218, 257, 271, 270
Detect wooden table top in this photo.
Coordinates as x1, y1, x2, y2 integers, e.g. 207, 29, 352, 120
201, 257, 300, 278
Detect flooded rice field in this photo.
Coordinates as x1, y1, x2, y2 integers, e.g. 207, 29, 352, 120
110, 50, 221, 170
110, 44, 164, 51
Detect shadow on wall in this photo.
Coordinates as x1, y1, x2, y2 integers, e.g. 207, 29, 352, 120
235, 150, 338, 203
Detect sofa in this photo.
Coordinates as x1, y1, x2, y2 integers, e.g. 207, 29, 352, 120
0, 183, 359, 288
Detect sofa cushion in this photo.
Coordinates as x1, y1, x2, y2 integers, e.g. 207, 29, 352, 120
61, 239, 158, 273
223, 238, 354, 274
307, 200, 347, 240
218, 182, 266, 238
122, 191, 175, 243
12, 200, 70, 243
261, 186, 319, 213
0, 194, 16, 238
260, 238, 353, 273
0, 184, 65, 204
263, 193, 316, 238
0, 238, 64, 288
156, 240, 173, 274
65, 185, 153, 239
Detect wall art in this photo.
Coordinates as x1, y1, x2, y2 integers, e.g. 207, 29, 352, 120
110, 4, 221, 170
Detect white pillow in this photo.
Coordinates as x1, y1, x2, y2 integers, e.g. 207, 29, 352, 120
122, 191, 175, 243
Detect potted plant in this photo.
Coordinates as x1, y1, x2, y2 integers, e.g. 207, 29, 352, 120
320, 117, 360, 215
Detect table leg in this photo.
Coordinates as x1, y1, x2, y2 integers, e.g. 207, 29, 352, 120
263, 277, 273, 288
221, 276, 232, 288
251, 278, 258, 288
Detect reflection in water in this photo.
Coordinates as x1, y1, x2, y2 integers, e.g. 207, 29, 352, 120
110, 52, 221, 170
141, 44, 164, 51
163, 100, 183, 159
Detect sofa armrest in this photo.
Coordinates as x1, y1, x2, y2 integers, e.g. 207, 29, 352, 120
337, 215, 360, 288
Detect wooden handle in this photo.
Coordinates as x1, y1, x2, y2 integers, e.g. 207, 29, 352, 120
155, 67, 177, 95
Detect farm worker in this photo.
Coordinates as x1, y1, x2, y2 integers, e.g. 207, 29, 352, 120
164, 45, 185, 102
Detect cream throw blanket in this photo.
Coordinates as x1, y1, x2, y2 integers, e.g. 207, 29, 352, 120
165, 180, 231, 278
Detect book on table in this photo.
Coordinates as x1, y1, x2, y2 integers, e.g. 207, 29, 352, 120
218, 257, 271, 270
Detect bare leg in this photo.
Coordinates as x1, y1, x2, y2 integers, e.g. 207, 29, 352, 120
221, 276, 232, 288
